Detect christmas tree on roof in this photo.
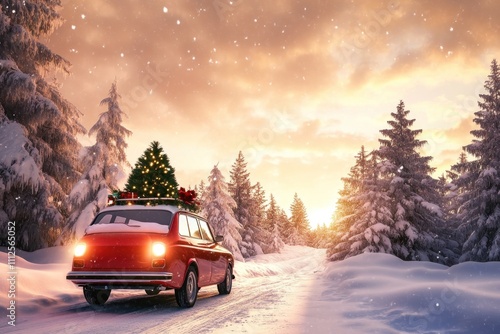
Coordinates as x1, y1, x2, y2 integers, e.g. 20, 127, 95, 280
125, 141, 179, 200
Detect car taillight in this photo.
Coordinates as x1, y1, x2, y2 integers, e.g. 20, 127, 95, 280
74, 243, 86, 257
152, 242, 166, 257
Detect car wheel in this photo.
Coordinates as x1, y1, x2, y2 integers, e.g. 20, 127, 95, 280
145, 289, 160, 295
175, 266, 198, 308
217, 265, 233, 295
83, 286, 111, 306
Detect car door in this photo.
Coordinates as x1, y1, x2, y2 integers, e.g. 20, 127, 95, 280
198, 219, 226, 284
186, 215, 212, 286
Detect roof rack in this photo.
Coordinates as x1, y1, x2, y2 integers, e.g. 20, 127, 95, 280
107, 191, 199, 213
115, 197, 177, 202
107, 194, 179, 207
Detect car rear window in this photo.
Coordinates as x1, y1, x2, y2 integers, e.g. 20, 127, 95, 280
92, 210, 173, 226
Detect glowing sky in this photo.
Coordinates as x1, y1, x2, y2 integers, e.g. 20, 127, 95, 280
47, 0, 500, 227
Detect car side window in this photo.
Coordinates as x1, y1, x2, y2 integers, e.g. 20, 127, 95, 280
178, 214, 190, 236
199, 219, 215, 242
187, 215, 201, 239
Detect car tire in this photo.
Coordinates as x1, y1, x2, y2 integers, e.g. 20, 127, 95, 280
217, 265, 232, 295
145, 289, 160, 295
175, 267, 198, 308
83, 286, 111, 306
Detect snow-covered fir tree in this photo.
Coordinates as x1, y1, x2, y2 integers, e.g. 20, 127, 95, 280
251, 182, 267, 232
228, 151, 261, 257
328, 146, 370, 251
249, 182, 266, 254
327, 148, 395, 261
196, 179, 206, 203
0, 1, 86, 250
58, 81, 132, 243
288, 193, 310, 245
329, 146, 370, 240
263, 194, 279, 233
270, 221, 285, 253
377, 101, 458, 265
201, 164, 244, 261
442, 151, 469, 235
278, 208, 292, 242
89, 80, 132, 187
456, 59, 500, 262
261, 194, 284, 253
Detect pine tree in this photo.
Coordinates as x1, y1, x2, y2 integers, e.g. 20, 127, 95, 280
289, 193, 310, 245
228, 151, 260, 257
270, 221, 285, 253
249, 181, 266, 254
229, 152, 252, 224
278, 208, 292, 242
329, 146, 365, 258
196, 180, 206, 202
201, 164, 244, 261
89, 80, 132, 187
327, 148, 395, 261
251, 182, 267, 231
377, 101, 457, 264
457, 59, 500, 262
0, 1, 86, 250
444, 152, 469, 233
264, 194, 279, 233
260, 194, 283, 253
57, 82, 132, 243
125, 141, 179, 199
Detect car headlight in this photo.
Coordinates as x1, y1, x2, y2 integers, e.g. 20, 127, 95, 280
152, 242, 166, 257
74, 243, 86, 257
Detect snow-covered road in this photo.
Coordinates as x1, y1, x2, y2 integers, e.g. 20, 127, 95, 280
2, 246, 328, 334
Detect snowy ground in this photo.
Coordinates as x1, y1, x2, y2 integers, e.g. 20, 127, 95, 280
1, 245, 500, 333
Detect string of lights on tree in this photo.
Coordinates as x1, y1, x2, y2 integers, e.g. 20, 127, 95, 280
124, 141, 179, 199
122, 141, 199, 211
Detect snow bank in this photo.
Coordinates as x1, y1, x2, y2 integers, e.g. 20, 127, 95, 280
0, 246, 77, 318
319, 253, 500, 333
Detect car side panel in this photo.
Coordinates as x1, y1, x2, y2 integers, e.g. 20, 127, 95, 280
169, 212, 212, 287
188, 238, 212, 286
210, 247, 227, 284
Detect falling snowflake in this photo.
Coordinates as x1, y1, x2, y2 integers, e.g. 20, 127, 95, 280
71, 25, 76, 30
163, 7, 168, 13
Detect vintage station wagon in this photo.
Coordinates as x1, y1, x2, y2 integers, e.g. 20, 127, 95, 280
66, 197, 234, 308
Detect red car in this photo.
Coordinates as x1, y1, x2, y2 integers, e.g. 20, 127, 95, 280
66, 199, 235, 308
